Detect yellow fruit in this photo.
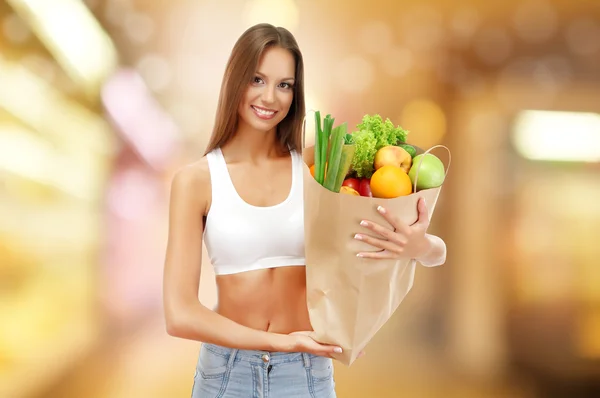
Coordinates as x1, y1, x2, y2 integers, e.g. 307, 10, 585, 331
340, 186, 360, 196
310, 163, 327, 179
374, 145, 412, 173
370, 165, 413, 198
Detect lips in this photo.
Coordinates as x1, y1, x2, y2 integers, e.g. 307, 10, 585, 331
251, 105, 278, 120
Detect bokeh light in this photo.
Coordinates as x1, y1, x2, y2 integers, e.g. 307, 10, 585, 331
399, 5, 444, 52
136, 53, 172, 93
399, 98, 446, 149
449, 7, 481, 48
2, 13, 30, 44
380, 46, 413, 78
496, 57, 565, 109
124, 12, 155, 44
565, 17, 600, 56
473, 26, 513, 66
104, 0, 134, 27
358, 20, 394, 55
335, 55, 375, 94
512, 110, 600, 162
242, 0, 299, 32
512, 0, 558, 44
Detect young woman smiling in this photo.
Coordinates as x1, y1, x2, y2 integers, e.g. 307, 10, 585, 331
163, 23, 447, 398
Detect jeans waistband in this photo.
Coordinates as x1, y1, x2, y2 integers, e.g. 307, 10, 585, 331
203, 343, 315, 367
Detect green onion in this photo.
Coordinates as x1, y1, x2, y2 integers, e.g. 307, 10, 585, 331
322, 115, 334, 171
323, 122, 347, 192
313, 111, 324, 184
318, 114, 334, 185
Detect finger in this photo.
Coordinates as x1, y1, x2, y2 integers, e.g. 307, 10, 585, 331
355, 233, 403, 254
316, 345, 342, 358
356, 250, 398, 259
359, 220, 408, 244
416, 198, 430, 225
376, 206, 411, 236
318, 343, 342, 354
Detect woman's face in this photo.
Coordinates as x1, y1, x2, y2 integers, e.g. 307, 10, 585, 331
238, 46, 296, 134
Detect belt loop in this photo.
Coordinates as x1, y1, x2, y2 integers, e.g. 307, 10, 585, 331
302, 352, 311, 369
227, 348, 238, 369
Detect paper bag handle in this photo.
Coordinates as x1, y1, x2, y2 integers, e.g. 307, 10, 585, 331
301, 109, 317, 150
412, 144, 452, 192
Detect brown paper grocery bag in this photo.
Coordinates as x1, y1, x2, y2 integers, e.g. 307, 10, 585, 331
302, 144, 451, 366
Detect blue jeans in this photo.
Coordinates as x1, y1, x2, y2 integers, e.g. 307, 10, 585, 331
191, 343, 337, 398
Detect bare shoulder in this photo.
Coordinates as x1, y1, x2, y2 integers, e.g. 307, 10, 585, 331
170, 157, 212, 214
172, 157, 210, 188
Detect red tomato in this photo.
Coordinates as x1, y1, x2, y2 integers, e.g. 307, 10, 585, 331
342, 178, 360, 191
358, 178, 373, 197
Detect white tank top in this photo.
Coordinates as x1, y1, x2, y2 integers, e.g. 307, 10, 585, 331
203, 147, 305, 275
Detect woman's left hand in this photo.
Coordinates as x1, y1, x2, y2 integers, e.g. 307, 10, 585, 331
354, 197, 432, 260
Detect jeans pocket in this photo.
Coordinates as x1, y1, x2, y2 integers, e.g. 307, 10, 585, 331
197, 345, 230, 379
309, 356, 334, 382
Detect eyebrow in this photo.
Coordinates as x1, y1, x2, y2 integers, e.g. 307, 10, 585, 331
256, 71, 295, 82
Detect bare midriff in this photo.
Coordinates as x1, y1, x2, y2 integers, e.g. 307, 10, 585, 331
214, 265, 313, 334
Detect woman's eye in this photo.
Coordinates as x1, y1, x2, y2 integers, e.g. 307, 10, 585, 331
253, 77, 263, 84
279, 82, 293, 89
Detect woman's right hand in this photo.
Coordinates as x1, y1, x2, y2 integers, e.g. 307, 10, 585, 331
289, 331, 343, 358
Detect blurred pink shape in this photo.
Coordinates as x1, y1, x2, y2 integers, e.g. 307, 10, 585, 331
101, 68, 181, 171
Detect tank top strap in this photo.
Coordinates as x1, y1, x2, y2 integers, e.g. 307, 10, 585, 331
206, 147, 238, 205
288, 149, 300, 187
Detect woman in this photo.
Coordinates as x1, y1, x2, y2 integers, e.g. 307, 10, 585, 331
163, 23, 446, 398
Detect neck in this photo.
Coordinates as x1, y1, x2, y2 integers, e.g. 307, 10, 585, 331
224, 121, 284, 161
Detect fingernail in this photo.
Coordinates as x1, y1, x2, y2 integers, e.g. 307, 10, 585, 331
334, 347, 342, 353
360, 220, 368, 226
354, 234, 362, 240
377, 206, 386, 214
356, 253, 364, 257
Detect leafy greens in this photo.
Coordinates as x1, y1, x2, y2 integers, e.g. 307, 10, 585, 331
350, 114, 409, 178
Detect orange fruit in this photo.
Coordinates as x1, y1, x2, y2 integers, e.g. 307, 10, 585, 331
309, 163, 327, 179
370, 165, 412, 198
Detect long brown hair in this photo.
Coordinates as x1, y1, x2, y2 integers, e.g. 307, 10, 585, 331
203, 23, 305, 155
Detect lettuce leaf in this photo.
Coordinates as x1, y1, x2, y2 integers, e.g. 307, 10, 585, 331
350, 114, 409, 178
351, 129, 377, 178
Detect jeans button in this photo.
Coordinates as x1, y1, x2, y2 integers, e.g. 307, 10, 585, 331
261, 354, 270, 363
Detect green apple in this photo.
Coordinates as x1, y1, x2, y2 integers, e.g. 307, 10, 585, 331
408, 154, 445, 190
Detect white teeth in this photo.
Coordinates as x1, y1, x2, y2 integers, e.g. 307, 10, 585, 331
253, 106, 275, 116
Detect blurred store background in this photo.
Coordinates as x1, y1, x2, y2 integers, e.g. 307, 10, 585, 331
1, 0, 599, 397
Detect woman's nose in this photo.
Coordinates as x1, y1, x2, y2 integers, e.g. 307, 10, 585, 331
261, 85, 276, 104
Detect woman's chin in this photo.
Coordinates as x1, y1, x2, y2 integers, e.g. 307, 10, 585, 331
249, 119, 279, 133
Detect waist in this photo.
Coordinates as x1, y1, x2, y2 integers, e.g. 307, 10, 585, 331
202, 343, 318, 366
215, 266, 312, 334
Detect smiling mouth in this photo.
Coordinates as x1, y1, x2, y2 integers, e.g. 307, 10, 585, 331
251, 105, 278, 119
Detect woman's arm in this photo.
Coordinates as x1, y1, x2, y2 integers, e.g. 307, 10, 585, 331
162, 163, 341, 355
354, 197, 447, 267
163, 164, 290, 350
415, 233, 446, 267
